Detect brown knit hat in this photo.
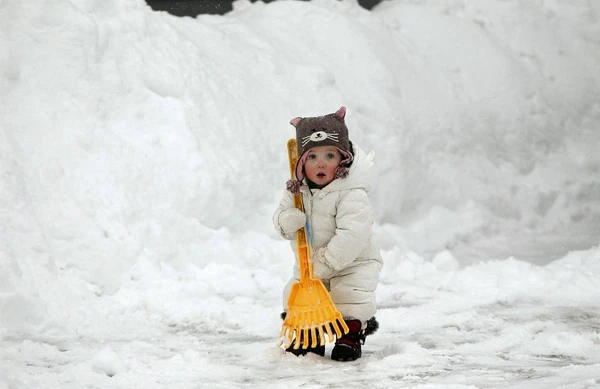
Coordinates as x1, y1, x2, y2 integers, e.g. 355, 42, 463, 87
287, 106, 353, 192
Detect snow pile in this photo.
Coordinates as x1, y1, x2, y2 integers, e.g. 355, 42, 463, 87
1, 0, 600, 387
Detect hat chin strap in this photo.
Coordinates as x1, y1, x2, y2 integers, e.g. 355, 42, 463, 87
295, 152, 309, 181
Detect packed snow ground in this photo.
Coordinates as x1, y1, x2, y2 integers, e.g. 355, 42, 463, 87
1, 0, 600, 388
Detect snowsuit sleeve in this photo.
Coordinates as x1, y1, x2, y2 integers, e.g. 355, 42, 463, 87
322, 189, 374, 271
272, 189, 296, 240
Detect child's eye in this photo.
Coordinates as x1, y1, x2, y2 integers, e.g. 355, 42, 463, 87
327, 153, 336, 159
307, 154, 316, 159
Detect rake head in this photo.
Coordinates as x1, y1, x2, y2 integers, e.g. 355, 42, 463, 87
278, 279, 349, 349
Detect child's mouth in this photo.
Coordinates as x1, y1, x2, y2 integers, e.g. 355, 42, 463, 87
317, 173, 326, 178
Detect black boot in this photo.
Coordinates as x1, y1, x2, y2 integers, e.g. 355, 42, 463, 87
331, 317, 379, 362
281, 312, 326, 357
286, 336, 326, 357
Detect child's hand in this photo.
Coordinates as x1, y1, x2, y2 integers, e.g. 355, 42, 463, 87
312, 247, 336, 280
279, 208, 306, 235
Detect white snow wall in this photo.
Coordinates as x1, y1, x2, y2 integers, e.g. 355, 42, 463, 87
1, 0, 599, 331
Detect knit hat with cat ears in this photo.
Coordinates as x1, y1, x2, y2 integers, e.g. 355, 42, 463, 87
286, 106, 354, 194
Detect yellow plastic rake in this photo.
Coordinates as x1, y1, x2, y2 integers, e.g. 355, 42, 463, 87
278, 138, 348, 350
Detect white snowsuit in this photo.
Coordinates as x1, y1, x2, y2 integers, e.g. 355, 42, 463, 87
273, 143, 383, 324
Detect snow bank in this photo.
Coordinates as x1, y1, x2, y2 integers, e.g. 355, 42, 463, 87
1, 0, 599, 338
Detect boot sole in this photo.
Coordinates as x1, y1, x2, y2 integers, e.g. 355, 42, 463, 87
286, 346, 325, 357
331, 344, 361, 361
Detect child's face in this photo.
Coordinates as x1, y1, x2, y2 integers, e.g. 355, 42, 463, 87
304, 146, 343, 186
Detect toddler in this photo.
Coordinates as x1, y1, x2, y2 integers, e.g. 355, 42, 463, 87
273, 106, 382, 361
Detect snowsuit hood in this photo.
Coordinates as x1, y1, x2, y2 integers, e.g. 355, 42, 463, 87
317, 142, 376, 194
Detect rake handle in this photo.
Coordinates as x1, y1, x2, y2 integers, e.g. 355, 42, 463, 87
287, 138, 312, 282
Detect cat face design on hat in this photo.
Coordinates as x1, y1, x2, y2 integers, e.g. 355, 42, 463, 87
290, 106, 353, 182
301, 130, 340, 148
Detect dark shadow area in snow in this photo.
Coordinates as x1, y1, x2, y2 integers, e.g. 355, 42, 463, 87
145, 0, 384, 16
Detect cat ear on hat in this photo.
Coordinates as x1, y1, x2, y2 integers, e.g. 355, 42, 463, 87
292, 108, 344, 124
290, 117, 302, 127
